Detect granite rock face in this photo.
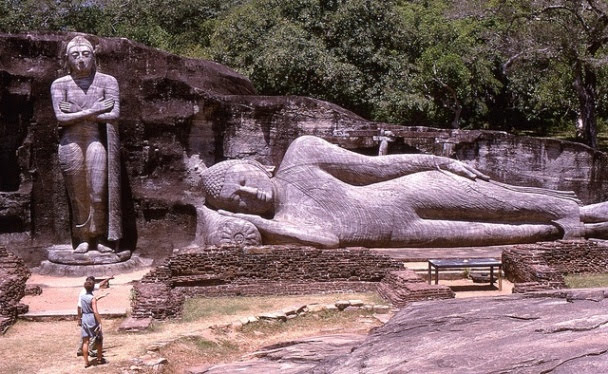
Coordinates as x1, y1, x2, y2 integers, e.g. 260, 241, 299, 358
2, 32, 608, 259
310, 289, 608, 374
191, 334, 366, 374
199, 289, 608, 373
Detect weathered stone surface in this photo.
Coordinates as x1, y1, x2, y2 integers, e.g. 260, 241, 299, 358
131, 282, 185, 320
191, 334, 366, 374
35, 253, 151, 277
118, 316, 152, 332
24, 284, 42, 296
307, 289, 608, 373
205, 289, 608, 373
191, 206, 261, 247
377, 269, 455, 307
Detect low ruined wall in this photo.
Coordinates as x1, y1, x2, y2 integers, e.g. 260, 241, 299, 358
377, 270, 454, 307
131, 245, 402, 320
502, 240, 608, 291
0, 246, 30, 333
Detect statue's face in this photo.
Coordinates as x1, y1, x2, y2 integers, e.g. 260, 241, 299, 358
67, 44, 94, 76
218, 164, 274, 215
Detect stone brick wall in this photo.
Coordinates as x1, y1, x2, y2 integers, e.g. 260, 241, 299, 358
0, 246, 30, 333
131, 245, 403, 319
377, 270, 455, 307
503, 240, 608, 292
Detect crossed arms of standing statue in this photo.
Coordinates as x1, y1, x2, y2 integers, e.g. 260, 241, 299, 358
50, 75, 120, 126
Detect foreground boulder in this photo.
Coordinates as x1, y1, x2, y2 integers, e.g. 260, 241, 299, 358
313, 288, 608, 373
200, 288, 608, 373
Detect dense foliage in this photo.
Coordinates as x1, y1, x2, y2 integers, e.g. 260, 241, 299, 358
2, 0, 607, 147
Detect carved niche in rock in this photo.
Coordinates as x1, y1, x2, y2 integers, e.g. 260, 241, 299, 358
49, 36, 127, 263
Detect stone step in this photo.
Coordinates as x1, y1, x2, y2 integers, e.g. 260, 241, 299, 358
18, 309, 127, 322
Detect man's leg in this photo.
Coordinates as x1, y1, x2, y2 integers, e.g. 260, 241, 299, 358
82, 337, 90, 367
95, 336, 103, 364
77, 336, 84, 356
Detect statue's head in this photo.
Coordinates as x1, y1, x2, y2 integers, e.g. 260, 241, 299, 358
66, 36, 95, 77
201, 159, 274, 215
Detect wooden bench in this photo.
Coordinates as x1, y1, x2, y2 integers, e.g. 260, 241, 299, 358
428, 258, 502, 290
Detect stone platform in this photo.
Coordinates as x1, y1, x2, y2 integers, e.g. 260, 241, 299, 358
46, 245, 132, 265
36, 254, 153, 277
371, 245, 507, 261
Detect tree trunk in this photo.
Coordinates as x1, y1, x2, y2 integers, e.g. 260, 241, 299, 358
573, 61, 598, 148
450, 102, 462, 129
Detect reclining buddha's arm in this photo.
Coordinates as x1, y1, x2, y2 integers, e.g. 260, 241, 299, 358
218, 210, 340, 248
278, 136, 488, 185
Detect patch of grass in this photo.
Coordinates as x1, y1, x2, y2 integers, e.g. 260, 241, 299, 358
181, 297, 255, 322
160, 336, 244, 373
183, 336, 240, 356
240, 308, 377, 337
544, 124, 608, 153
564, 273, 608, 288
180, 293, 384, 323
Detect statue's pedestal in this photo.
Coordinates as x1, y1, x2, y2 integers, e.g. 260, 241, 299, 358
36, 245, 152, 276
46, 245, 131, 265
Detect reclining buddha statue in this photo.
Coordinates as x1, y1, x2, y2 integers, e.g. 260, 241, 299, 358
201, 135, 608, 248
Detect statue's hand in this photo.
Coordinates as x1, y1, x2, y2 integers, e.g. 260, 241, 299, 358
90, 97, 114, 114
60, 101, 82, 113
439, 159, 490, 181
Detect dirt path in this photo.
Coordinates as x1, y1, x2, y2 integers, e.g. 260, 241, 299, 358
3, 268, 513, 373
4, 269, 384, 374
23, 269, 150, 314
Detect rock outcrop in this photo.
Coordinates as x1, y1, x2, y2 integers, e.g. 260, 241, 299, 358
1, 32, 608, 260
199, 288, 608, 373
190, 334, 366, 374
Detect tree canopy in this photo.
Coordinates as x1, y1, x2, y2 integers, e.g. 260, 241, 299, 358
2, 0, 607, 148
